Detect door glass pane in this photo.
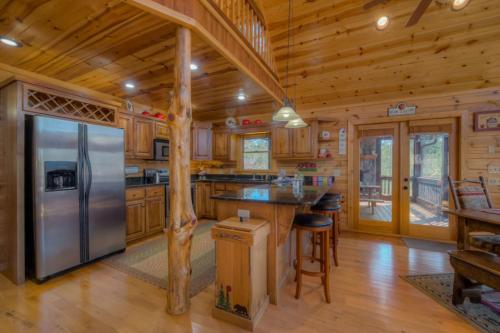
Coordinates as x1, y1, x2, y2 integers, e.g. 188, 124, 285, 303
359, 135, 393, 222
408, 133, 449, 227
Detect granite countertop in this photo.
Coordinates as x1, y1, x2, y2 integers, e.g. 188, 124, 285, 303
210, 184, 331, 206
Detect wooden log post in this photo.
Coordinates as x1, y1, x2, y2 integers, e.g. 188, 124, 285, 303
166, 26, 197, 315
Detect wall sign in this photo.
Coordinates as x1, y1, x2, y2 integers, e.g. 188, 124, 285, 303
474, 110, 500, 132
388, 102, 417, 116
338, 128, 346, 155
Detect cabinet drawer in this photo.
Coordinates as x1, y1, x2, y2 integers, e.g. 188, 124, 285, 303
126, 188, 146, 201
146, 186, 165, 198
213, 183, 226, 191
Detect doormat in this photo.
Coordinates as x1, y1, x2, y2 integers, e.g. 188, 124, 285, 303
104, 220, 216, 297
402, 273, 500, 333
403, 237, 456, 253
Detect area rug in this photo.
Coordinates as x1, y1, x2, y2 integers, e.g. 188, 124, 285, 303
402, 273, 500, 333
402, 237, 456, 253
104, 220, 216, 297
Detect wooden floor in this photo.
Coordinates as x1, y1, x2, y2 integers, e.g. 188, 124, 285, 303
0, 232, 477, 333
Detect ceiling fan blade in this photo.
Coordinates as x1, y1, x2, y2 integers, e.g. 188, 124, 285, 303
406, 0, 433, 27
363, 0, 386, 10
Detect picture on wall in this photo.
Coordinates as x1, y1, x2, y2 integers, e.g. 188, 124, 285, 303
474, 110, 500, 132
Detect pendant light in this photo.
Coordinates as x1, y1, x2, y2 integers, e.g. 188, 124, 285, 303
285, 117, 308, 128
273, 0, 304, 125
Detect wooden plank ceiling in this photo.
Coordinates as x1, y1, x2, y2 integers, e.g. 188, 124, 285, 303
262, 0, 500, 111
0, 0, 277, 120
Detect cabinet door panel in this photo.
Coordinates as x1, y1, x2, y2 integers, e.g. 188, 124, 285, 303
213, 131, 230, 161
155, 123, 169, 139
292, 121, 318, 158
135, 119, 154, 158
126, 200, 146, 242
146, 197, 165, 234
272, 127, 292, 158
192, 123, 212, 160
117, 113, 134, 157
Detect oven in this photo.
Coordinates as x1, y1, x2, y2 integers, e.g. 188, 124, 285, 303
154, 139, 169, 161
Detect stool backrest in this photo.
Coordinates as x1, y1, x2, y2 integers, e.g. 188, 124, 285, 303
448, 176, 493, 209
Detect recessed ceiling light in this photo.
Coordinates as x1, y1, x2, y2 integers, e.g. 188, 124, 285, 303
190, 63, 198, 71
124, 82, 136, 89
376, 16, 389, 30
0, 36, 21, 47
452, 0, 470, 10
237, 93, 246, 101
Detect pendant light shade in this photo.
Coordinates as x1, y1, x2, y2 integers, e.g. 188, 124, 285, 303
285, 117, 308, 128
273, 98, 299, 122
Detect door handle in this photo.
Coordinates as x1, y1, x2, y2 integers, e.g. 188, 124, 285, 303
404, 177, 409, 182
403, 186, 408, 190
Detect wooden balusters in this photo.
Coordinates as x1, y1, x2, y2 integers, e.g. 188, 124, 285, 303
208, 0, 278, 75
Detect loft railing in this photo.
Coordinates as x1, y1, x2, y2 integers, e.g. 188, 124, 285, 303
207, 0, 278, 77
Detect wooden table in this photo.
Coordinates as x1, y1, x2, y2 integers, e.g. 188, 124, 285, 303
444, 208, 500, 250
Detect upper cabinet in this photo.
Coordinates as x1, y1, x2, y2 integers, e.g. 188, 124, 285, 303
192, 121, 212, 160
272, 120, 318, 159
118, 113, 135, 158
155, 123, 169, 140
117, 111, 168, 160
134, 118, 155, 159
213, 131, 230, 161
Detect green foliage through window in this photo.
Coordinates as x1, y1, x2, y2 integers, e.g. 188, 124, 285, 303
243, 137, 270, 170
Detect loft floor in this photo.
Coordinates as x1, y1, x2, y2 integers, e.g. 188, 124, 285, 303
0, 232, 475, 333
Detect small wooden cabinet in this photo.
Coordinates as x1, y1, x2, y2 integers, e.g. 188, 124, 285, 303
126, 185, 165, 243
125, 200, 146, 242
212, 217, 270, 331
196, 182, 214, 218
213, 131, 231, 161
155, 122, 169, 140
192, 121, 212, 160
134, 118, 154, 159
117, 113, 135, 158
272, 120, 318, 159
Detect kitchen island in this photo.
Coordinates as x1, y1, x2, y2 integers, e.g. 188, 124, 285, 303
212, 185, 331, 305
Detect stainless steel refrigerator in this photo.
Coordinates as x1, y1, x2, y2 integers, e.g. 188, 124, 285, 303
27, 116, 125, 281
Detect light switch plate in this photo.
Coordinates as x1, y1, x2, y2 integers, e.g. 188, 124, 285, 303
332, 169, 341, 177
488, 145, 496, 154
237, 209, 250, 221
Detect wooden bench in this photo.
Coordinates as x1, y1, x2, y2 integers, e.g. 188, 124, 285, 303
449, 250, 500, 305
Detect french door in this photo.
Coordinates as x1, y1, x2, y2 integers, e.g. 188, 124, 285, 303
354, 119, 457, 240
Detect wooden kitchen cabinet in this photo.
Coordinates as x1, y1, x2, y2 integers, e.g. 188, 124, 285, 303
192, 122, 212, 160
272, 120, 318, 159
271, 126, 293, 159
126, 185, 165, 243
292, 120, 318, 158
134, 118, 154, 159
125, 200, 146, 242
196, 182, 214, 218
146, 196, 165, 234
117, 113, 135, 158
213, 131, 231, 161
155, 122, 169, 139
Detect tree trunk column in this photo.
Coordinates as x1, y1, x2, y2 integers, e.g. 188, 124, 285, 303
167, 26, 197, 315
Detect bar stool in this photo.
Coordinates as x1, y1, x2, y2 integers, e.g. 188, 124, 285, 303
293, 213, 332, 303
311, 198, 341, 267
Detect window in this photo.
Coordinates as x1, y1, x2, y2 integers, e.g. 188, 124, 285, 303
242, 135, 270, 170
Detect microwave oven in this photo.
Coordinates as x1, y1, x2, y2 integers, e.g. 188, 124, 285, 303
154, 139, 169, 160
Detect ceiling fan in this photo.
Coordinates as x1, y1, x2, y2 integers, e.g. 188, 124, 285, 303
363, 0, 434, 27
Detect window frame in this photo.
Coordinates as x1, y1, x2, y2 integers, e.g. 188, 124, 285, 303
241, 133, 271, 171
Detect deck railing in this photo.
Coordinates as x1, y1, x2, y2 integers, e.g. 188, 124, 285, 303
207, 0, 278, 77
377, 176, 446, 212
